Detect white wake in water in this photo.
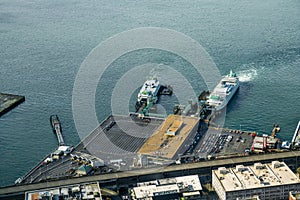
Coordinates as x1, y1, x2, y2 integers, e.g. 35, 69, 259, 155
237, 69, 258, 82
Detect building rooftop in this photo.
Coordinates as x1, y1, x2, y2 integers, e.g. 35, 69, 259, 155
132, 175, 202, 199
166, 120, 183, 136
267, 161, 299, 184
253, 136, 277, 144
138, 114, 199, 159
213, 161, 300, 192
25, 182, 101, 200
251, 135, 279, 152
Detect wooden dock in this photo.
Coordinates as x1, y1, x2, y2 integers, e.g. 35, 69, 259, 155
0, 93, 25, 117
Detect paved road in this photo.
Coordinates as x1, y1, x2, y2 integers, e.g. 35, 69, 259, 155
1, 151, 299, 196
195, 127, 221, 157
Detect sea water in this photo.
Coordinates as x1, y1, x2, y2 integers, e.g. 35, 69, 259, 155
0, 0, 299, 186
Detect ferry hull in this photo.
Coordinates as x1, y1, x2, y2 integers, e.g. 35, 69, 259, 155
207, 70, 240, 112
214, 83, 239, 111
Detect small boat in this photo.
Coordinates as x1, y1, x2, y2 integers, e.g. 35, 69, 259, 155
281, 141, 291, 149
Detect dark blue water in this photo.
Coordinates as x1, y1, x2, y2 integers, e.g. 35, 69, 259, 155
0, 0, 299, 186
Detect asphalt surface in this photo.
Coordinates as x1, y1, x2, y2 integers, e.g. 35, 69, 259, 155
1, 151, 299, 196
21, 114, 165, 184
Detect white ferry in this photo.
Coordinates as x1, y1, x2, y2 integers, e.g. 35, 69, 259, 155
137, 78, 161, 103
207, 70, 239, 111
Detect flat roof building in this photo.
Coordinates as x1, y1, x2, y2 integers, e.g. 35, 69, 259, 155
212, 161, 300, 200
130, 175, 202, 200
166, 120, 183, 136
25, 182, 102, 200
251, 135, 278, 153
138, 114, 199, 160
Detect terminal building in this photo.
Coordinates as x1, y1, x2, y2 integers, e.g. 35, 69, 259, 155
251, 135, 278, 153
130, 175, 202, 200
138, 114, 199, 160
212, 161, 300, 200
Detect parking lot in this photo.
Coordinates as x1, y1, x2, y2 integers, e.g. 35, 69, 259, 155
211, 129, 254, 158
194, 126, 254, 159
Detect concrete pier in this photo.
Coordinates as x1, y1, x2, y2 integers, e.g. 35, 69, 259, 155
50, 115, 65, 146
0, 93, 25, 117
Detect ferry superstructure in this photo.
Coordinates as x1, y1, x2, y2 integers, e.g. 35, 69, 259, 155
207, 70, 239, 111
137, 78, 161, 103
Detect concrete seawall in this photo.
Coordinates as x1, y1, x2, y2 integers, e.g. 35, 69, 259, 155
0, 93, 25, 117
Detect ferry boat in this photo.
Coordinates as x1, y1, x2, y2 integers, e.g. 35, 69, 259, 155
137, 78, 161, 103
207, 69, 239, 111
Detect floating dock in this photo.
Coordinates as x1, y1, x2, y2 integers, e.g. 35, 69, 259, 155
0, 93, 25, 117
